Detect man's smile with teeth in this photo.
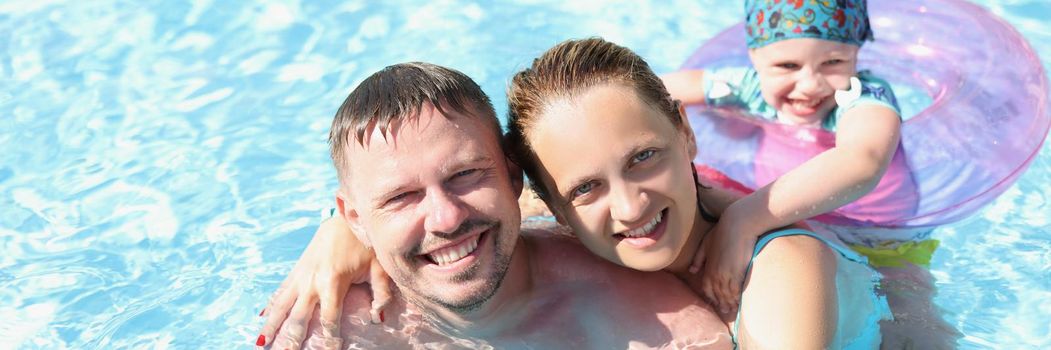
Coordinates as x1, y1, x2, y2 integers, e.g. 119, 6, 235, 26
617, 210, 664, 238
426, 234, 481, 266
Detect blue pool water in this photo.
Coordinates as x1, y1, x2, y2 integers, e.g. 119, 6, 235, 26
1, 1, 1048, 348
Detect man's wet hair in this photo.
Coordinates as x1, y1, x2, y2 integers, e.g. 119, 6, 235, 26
329, 62, 500, 184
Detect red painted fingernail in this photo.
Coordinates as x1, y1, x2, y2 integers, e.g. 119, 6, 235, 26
380, 311, 385, 323
256, 334, 266, 346
259, 309, 265, 317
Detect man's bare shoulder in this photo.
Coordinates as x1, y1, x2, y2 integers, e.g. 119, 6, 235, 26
520, 225, 702, 289
518, 227, 733, 348
519, 226, 601, 262
519, 226, 654, 280
302, 285, 490, 349
299, 226, 732, 349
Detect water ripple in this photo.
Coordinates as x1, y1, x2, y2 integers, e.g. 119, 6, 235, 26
2, 1, 1049, 349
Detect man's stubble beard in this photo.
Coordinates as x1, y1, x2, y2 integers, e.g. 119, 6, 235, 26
407, 221, 517, 315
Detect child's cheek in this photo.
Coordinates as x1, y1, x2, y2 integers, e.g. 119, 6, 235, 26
829, 74, 854, 91
759, 79, 787, 106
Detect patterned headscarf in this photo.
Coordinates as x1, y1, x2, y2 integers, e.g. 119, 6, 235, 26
745, 0, 874, 49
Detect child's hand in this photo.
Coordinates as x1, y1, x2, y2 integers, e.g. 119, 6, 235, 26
690, 216, 757, 316
257, 216, 393, 350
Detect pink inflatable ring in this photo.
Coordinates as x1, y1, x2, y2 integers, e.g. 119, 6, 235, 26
683, 0, 1050, 228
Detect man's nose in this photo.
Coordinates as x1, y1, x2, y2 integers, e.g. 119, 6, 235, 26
609, 181, 649, 225
423, 189, 469, 235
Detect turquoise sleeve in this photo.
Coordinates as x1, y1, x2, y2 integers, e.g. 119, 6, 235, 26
701, 66, 761, 108
829, 72, 903, 129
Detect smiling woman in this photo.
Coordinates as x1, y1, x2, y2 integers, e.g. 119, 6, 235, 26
522, 83, 699, 272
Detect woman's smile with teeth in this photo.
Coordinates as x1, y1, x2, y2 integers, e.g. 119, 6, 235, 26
619, 211, 664, 238
427, 235, 480, 266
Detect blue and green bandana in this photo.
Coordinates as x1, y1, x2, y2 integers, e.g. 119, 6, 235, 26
745, 0, 874, 49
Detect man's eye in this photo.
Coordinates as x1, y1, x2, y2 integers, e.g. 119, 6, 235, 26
454, 169, 478, 178
632, 149, 656, 165
386, 192, 412, 205
776, 63, 800, 69
823, 59, 844, 65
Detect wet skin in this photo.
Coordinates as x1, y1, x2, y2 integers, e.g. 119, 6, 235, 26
316, 104, 733, 349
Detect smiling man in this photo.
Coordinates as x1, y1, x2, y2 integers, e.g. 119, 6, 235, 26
263, 62, 732, 349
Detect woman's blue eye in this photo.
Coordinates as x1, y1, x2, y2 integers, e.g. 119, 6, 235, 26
632, 150, 656, 164
777, 63, 800, 69
572, 182, 594, 197
824, 59, 844, 65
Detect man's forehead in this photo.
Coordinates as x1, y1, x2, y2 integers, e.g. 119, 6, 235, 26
345, 108, 503, 187
358, 103, 497, 148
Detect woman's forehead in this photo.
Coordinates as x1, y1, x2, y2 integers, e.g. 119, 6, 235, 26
529, 85, 676, 172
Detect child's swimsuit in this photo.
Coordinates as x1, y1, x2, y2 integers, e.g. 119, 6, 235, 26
733, 228, 892, 349
701, 67, 901, 132
700, 67, 936, 267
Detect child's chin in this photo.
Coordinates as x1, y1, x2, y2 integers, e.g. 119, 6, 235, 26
777, 112, 824, 126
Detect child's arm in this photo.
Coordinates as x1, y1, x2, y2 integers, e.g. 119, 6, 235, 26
694, 104, 901, 312
734, 103, 901, 230
256, 215, 393, 349
660, 69, 707, 105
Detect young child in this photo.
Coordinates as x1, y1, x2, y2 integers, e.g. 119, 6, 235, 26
660, 0, 917, 312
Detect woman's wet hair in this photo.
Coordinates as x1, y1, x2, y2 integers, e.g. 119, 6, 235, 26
506, 37, 684, 203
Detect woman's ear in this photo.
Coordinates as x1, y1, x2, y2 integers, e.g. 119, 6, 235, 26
675, 100, 698, 159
